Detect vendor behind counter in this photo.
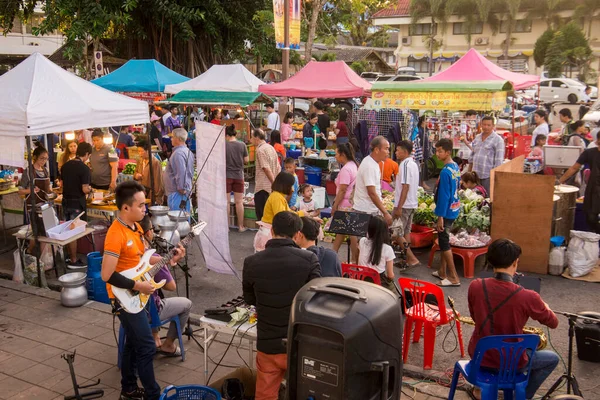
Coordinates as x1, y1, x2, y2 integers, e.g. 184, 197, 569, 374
90, 129, 119, 191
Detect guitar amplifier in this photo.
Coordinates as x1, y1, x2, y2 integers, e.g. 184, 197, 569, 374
575, 312, 600, 363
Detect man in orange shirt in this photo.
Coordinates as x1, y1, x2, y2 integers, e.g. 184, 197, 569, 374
380, 157, 399, 185
101, 181, 185, 400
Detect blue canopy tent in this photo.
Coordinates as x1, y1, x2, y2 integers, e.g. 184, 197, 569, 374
91, 59, 189, 92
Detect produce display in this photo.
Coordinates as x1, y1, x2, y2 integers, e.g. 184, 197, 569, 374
0, 169, 15, 190
449, 229, 491, 248
453, 189, 491, 233
414, 187, 437, 227
321, 217, 336, 241
382, 190, 395, 212
122, 163, 137, 175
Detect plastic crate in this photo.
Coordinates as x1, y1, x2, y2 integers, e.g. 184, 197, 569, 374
159, 385, 221, 400
410, 224, 436, 248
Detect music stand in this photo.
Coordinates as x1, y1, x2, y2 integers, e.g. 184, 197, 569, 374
541, 311, 600, 399
326, 211, 371, 262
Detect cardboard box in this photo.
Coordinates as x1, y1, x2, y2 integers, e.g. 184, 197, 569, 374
208, 367, 256, 398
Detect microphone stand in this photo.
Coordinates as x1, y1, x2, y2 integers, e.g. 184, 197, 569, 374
541, 311, 600, 399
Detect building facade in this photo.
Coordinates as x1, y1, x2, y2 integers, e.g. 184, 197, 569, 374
373, 0, 600, 79
0, 11, 64, 72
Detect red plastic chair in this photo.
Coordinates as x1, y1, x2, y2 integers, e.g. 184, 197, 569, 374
341, 263, 381, 285
398, 278, 465, 370
427, 239, 488, 279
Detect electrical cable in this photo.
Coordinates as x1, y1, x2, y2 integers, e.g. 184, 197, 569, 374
206, 317, 248, 385
234, 323, 257, 374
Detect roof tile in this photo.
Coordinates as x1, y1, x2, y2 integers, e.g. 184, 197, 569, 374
373, 0, 411, 18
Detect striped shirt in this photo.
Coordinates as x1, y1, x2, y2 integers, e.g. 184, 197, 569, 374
104, 218, 145, 299
255, 142, 281, 193
469, 132, 505, 179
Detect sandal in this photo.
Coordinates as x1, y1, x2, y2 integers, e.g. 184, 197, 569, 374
437, 278, 461, 287
157, 346, 181, 357
431, 271, 443, 279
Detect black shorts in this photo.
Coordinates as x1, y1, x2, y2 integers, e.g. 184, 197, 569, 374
438, 218, 455, 251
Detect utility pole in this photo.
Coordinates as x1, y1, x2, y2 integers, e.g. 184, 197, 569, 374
280, 0, 291, 121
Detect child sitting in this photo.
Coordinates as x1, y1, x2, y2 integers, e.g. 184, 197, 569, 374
528, 134, 546, 161
357, 216, 396, 292
284, 157, 299, 209
461, 171, 488, 198
297, 183, 319, 217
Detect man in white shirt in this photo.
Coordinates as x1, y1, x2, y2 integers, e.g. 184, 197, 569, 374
353, 136, 393, 225
392, 140, 420, 266
265, 103, 280, 141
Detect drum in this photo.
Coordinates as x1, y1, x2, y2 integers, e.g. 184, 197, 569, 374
553, 185, 579, 241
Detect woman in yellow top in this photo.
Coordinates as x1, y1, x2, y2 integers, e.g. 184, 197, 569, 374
253, 171, 305, 252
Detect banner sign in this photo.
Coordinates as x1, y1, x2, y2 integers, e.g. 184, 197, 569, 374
371, 91, 507, 111
120, 92, 166, 105
195, 121, 237, 276
273, 0, 301, 50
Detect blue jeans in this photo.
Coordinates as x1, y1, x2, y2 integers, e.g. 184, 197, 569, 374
525, 350, 559, 399
336, 136, 349, 145
167, 192, 190, 213
118, 305, 161, 399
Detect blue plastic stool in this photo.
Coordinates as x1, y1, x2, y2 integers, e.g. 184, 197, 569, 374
448, 334, 540, 400
159, 385, 221, 400
117, 300, 186, 369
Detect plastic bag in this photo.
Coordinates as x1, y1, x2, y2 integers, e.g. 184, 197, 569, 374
12, 250, 24, 283
22, 254, 48, 288
567, 230, 600, 278
40, 245, 54, 271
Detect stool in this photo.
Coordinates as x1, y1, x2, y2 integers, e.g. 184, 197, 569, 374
428, 239, 488, 279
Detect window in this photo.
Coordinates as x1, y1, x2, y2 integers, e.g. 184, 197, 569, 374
551, 80, 565, 88
453, 22, 483, 35
540, 81, 550, 87
409, 23, 437, 36
500, 19, 532, 33
407, 57, 430, 73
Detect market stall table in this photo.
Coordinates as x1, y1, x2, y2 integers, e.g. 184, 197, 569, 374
0, 186, 19, 250
199, 315, 257, 384
13, 227, 96, 278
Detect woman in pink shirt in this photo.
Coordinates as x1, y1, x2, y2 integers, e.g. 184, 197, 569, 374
331, 143, 359, 261
280, 112, 294, 142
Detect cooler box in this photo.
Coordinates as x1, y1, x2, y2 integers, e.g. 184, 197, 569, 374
312, 186, 327, 209
296, 167, 305, 184
78, 221, 109, 255
287, 149, 302, 159
86, 252, 110, 304
325, 180, 337, 196
305, 166, 322, 186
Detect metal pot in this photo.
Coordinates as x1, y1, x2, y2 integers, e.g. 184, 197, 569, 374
58, 272, 88, 307
149, 205, 170, 229
159, 222, 180, 245
168, 211, 191, 237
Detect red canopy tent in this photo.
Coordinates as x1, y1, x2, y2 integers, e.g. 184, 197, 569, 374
424, 48, 539, 90
258, 61, 372, 98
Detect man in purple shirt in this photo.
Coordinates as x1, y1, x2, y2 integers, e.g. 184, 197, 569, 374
140, 217, 192, 356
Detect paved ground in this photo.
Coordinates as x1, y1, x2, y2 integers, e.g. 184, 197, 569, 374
0, 273, 467, 399
1, 224, 600, 398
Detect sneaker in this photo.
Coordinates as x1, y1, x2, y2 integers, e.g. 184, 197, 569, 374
120, 388, 145, 400
68, 259, 86, 267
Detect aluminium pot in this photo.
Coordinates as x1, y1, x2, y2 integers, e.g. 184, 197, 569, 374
58, 272, 88, 307
149, 205, 170, 229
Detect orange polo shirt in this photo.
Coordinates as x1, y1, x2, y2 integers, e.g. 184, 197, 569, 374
104, 218, 145, 298
379, 158, 399, 184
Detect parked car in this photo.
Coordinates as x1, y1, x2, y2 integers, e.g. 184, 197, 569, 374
525, 78, 598, 104
360, 72, 382, 82
397, 66, 418, 76
375, 74, 424, 82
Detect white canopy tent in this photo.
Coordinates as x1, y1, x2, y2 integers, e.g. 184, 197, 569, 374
0, 52, 150, 167
164, 64, 265, 94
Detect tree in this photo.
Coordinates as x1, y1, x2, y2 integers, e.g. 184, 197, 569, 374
525, 0, 568, 30
410, 0, 451, 76
350, 60, 369, 74
305, 0, 328, 61
498, 0, 523, 60
573, 0, 600, 39
317, 52, 337, 61
533, 29, 555, 68
543, 22, 592, 80
452, 0, 481, 48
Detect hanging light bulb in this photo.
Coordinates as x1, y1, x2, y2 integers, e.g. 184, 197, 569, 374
65, 131, 75, 141
103, 131, 113, 145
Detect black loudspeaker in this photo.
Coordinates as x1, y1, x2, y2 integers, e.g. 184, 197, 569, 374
574, 312, 600, 363
287, 278, 403, 400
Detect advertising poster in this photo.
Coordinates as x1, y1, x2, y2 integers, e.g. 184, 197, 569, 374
273, 0, 302, 50
371, 91, 507, 111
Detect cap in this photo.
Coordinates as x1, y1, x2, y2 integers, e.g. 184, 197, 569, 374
150, 114, 161, 122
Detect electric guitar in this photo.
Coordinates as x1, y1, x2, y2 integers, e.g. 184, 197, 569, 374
111, 221, 206, 314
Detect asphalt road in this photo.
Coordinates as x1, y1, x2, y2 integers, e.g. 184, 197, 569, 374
168, 228, 600, 398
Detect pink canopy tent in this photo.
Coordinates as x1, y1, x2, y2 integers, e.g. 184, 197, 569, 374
258, 61, 372, 98
424, 48, 539, 90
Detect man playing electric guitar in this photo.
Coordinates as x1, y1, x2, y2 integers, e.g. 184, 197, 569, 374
101, 181, 185, 400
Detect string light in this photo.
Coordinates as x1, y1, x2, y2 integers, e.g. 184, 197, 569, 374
103, 132, 113, 145
65, 131, 75, 141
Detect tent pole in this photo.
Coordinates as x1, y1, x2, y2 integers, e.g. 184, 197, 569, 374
26, 136, 43, 288
148, 122, 155, 205
511, 96, 516, 160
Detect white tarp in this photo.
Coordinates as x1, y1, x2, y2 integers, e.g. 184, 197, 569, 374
0, 52, 149, 138
195, 121, 237, 277
165, 64, 265, 94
